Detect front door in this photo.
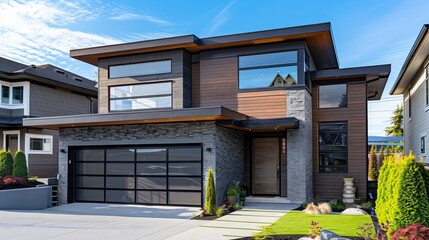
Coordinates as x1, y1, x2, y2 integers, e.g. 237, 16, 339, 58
6, 134, 19, 153
252, 138, 280, 195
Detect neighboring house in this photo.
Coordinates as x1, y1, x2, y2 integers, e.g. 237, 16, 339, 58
368, 136, 403, 152
0, 57, 97, 177
24, 22, 390, 206
391, 24, 429, 163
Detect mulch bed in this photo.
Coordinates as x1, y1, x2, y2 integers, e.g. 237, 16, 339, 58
236, 235, 363, 240
192, 214, 220, 220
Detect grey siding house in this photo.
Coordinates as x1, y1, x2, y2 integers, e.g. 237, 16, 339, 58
24, 23, 390, 207
391, 25, 429, 162
0, 57, 97, 177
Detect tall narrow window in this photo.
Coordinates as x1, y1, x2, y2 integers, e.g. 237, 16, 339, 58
426, 65, 429, 106
1, 86, 9, 104
319, 122, 348, 173
12, 86, 23, 104
408, 89, 412, 118
422, 136, 426, 154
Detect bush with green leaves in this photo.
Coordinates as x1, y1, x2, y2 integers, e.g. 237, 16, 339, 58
375, 153, 429, 234
12, 151, 28, 178
368, 145, 377, 181
204, 168, 216, 215
0, 150, 14, 176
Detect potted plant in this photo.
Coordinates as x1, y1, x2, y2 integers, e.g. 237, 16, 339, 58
226, 186, 238, 206
343, 175, 354, 185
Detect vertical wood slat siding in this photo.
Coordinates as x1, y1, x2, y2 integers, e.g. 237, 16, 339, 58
312, 80, 368, 200
192, 63, 200, 107
199, 57, 238, 110
238, 90, 287, 119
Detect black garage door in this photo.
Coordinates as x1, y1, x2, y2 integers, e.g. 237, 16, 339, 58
69, 145, 202, 206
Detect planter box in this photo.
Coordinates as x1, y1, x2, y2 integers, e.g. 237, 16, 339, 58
0, 185, 52, 210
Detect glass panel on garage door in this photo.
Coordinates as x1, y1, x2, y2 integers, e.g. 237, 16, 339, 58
73, 145, 202, 206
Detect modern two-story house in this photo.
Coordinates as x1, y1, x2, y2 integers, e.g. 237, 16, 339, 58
391, 24, 429, 162
0, 57, 97, 177
24, 22, 390, 206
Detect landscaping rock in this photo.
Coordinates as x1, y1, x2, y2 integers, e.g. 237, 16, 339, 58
320, 230, 351, 240
341, 208, 368, 215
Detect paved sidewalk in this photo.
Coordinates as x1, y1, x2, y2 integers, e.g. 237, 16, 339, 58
167, 202, 299, 240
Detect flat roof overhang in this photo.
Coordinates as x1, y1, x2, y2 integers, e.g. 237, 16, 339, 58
70, 22, 339, 70
390, 25, 429, 95
217, 118, 299, 132
23, 106, 247, 130
311, 64, 391, 101
0, 116, 23, 127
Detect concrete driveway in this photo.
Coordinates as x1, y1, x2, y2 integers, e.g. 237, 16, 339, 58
0, 203, 203, 240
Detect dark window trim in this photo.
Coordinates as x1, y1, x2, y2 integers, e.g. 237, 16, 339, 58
108, 59, 172, 79
108, 81, 173, 112
318, 121, 349, 173
408, 89, 412, 119
421, 136, 426, 154
425, 63, 429, 106
238, 50, 300, 90
318, 83, 348, 109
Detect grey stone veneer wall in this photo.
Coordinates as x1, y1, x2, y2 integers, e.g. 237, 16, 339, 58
286, 89, 313, 202
58, 121, 244, 205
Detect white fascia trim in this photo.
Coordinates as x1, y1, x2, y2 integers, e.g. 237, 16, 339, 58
25, 133, 53, 155
3, 130, 21, 151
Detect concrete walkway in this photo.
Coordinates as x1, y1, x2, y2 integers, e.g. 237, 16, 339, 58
0, 203, 203, 240
167, 202, 299, 240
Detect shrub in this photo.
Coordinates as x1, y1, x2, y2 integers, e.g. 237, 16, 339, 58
368, 145, 377, 181
0, 150, 14, 176
361, 201, 373, 211
309, 221, 322, 238
216, 206, 224, 217
357, 223, 376, 240
391, 224, 429, 240
204, 168, 216, 215
0, 176, 29, 189
378, 146, 385, 172
13, 151, 28, 178
375, 153, 429, 234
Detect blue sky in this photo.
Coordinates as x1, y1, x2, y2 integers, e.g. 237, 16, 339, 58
1, 0, 428, 135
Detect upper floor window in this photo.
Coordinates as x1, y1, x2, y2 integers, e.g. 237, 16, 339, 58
109, 82, 172, 111
425, 65, 429, 106
1, 85, 24, 105
319, 84, 347, 108
408, 89, 412, 118
109, 60, 172, 79
238, 51, 298, 89
319, 122, 348, 173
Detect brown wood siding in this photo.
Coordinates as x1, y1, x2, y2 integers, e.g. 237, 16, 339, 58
199, 57, 238, 110
192, 63, 200, 107
312, 80, 368, 200
238, 90, 287, 119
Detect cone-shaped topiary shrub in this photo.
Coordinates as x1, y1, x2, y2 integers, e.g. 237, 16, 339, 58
12, 151, 28, 178
368, 145, 377, 181
0, 150, 14, 176
376, 153, 429, 234
377, 146, 384, 172
204, 168, 217, 215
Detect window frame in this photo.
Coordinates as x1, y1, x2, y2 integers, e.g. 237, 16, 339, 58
25, 133, 53, 155
238, 50, 299, 90
408, 89, 412, 119
318, 121, 348, 173
425, 64, 429, 107
109, 81, 173, 112
108, 59, 172, 79
318, 83, 348, 109
421, 136, 426, 154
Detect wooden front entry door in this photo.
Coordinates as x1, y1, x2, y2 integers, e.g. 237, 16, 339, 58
252, 138, 280, 195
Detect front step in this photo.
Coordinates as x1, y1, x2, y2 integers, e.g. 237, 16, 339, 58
246, 196, 296, 204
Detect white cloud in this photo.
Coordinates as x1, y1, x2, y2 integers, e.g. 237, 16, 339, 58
204, 0, 236, 36
109, 13, 171, 25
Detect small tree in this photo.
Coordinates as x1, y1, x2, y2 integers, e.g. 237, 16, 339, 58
0, 150, 6, 176
204, 168, 216, 215
385, 104, 403, 137
12, 151, 28, 178
377, 146, 384, 172
368, 145, 378, 181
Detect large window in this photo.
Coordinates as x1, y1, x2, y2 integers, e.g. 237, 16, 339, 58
110, 82, 172, 111
25, 134, 53, 154
239, 51, 298, 89
1, 85, 25, 105
319, 122, 348, 173
319, 84, 347, 108
109, 60, 172, 79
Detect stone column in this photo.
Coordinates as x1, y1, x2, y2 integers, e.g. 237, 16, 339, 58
286, 89, 313, 202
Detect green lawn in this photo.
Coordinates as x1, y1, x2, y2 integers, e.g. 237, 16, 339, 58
266, 211, 373, 237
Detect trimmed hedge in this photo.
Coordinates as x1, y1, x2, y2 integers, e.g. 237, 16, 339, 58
204, 168, 216, 215
13, 151, 28, 178
375, 153, 429, 234
0, 150, 14, 176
